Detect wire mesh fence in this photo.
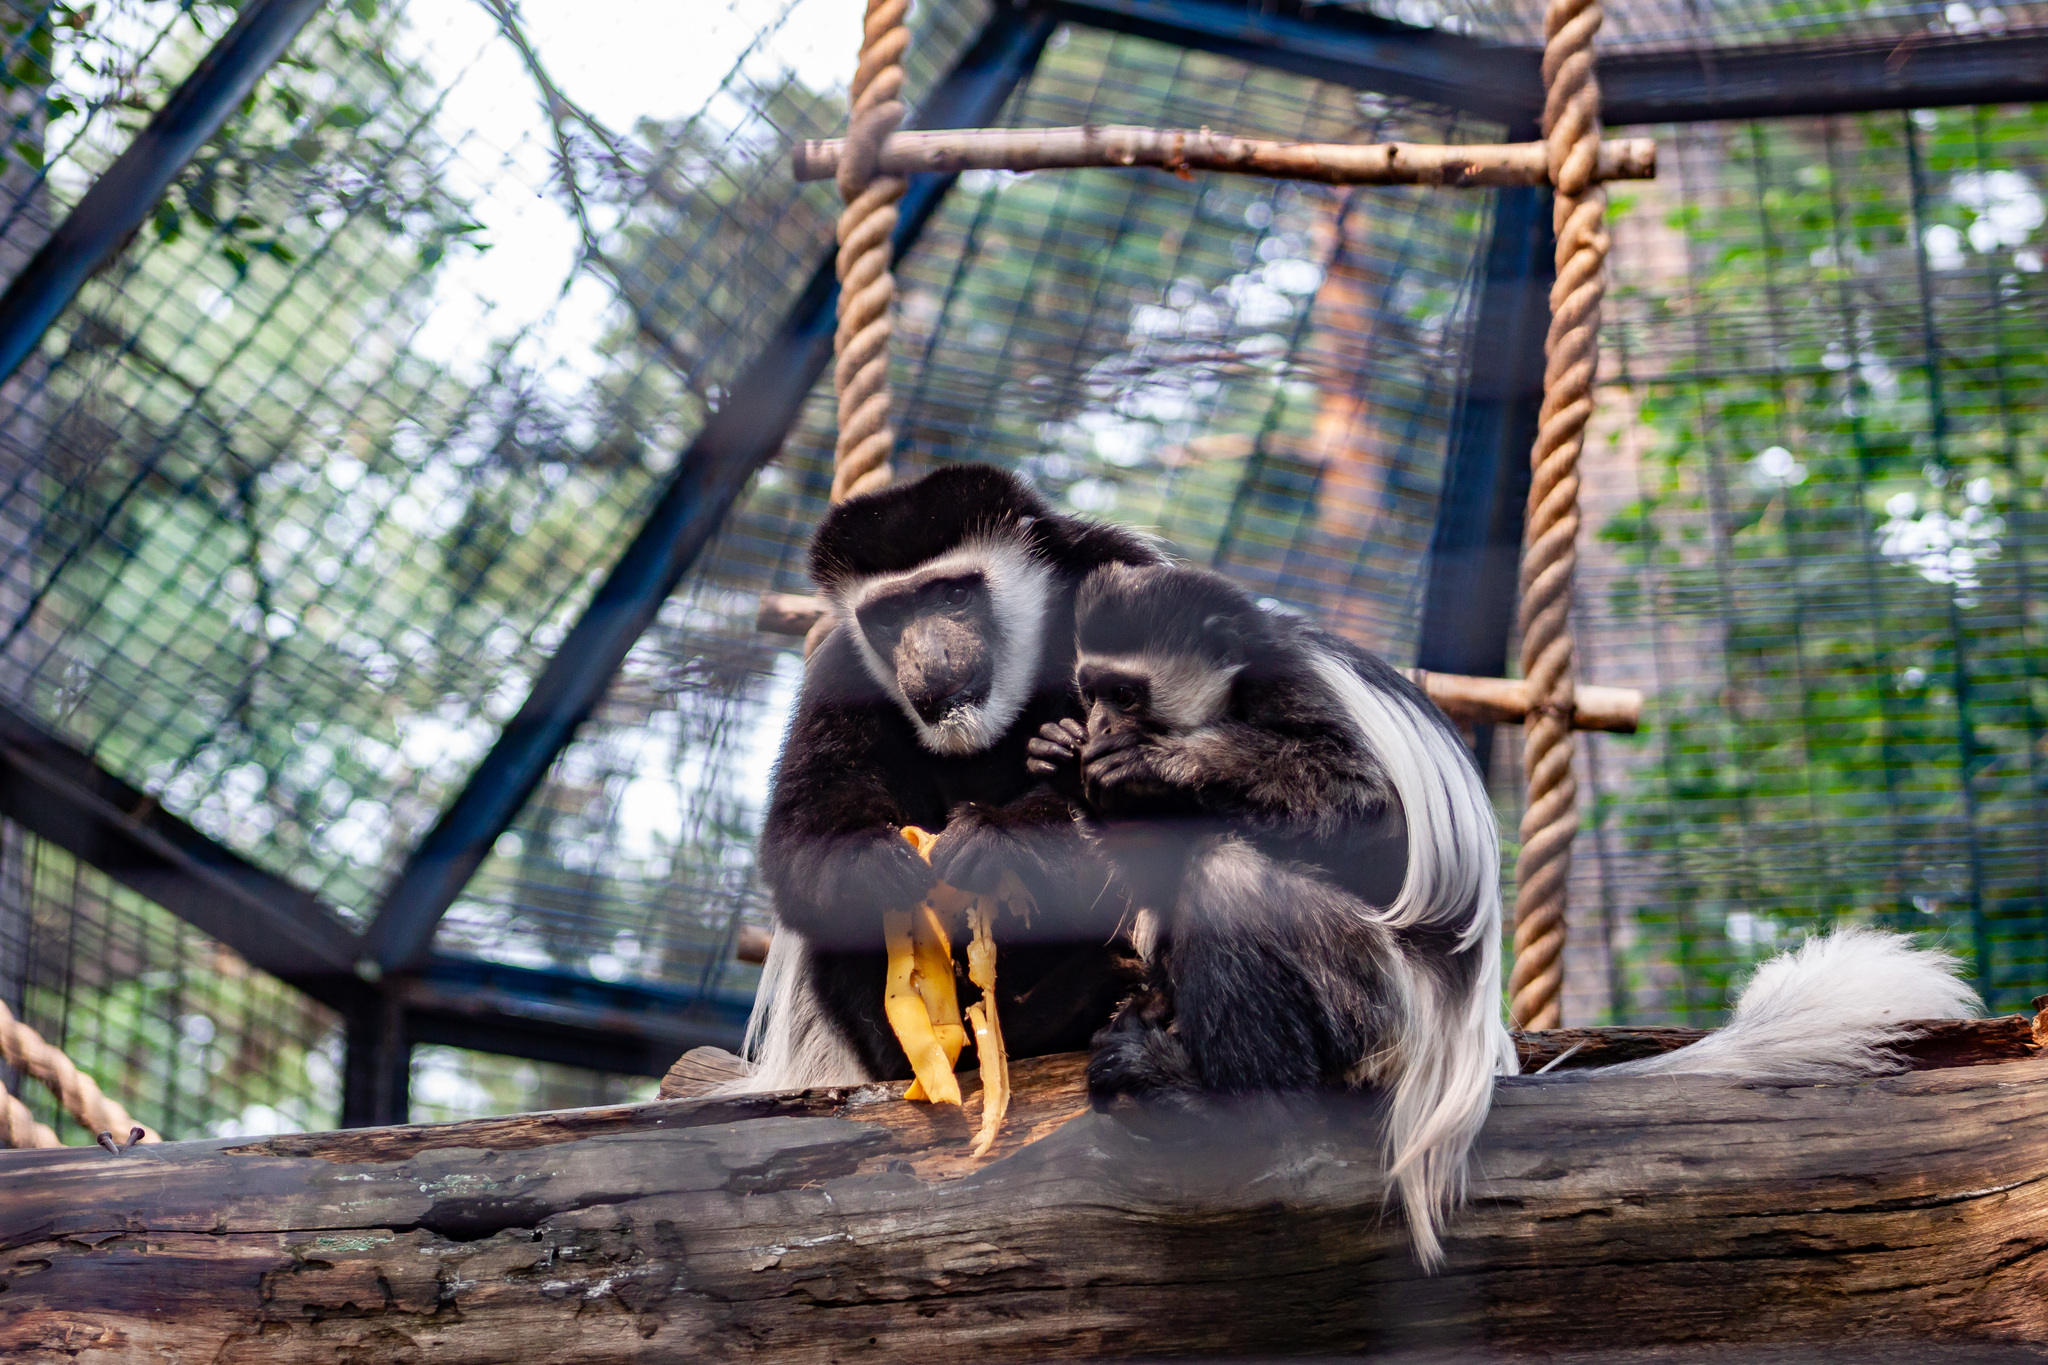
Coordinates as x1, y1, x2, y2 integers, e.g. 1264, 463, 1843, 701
0, 817, 341, 1141
0, 0, 2045, 1132
1561, 102, 2048, 1023
443, 22, 1497, 1002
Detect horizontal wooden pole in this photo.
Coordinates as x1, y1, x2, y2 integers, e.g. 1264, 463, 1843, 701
9, 1044, 2048, 1360
793, 126, 1656, 186
758, 595, 1642, 732
1408, 668, 1642, 735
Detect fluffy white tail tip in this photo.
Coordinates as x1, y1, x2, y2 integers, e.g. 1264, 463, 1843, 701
1611, 927, 1982, 1082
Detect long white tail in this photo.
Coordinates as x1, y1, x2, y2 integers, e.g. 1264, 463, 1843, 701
717, 928, 873, 1095
1604, 927, 1982, 1082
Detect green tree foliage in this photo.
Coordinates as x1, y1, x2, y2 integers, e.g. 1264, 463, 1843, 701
1594, 107, 2048, 1018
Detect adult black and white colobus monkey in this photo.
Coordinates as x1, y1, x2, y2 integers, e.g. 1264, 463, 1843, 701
737, 464, 1164, 1091
1031, 561, 1982, 1266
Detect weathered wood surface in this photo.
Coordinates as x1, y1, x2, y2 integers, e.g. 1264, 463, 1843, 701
1514, 1010, 2046, 1072
657, 1016, 2045, 1099
6, 1034, 2048, 1363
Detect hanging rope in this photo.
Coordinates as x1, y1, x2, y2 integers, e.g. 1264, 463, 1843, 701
1510, 0, 1609, 1031
805, 0, 909, 659
0, 998, 157, 1149
831, 0, 909, 505
2, 1079, 58, 1149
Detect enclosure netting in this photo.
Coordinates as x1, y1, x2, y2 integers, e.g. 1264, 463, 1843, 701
0, 0, 2042, 1130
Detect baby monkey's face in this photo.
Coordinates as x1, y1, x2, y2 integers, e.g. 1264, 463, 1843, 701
1077, 662, 1161, 745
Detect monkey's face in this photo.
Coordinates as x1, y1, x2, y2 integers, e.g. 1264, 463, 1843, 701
833, 537, 1056, 755
1077, 664, 1158, 748
1077, 652, 1236, 746
857, 573, 997, 727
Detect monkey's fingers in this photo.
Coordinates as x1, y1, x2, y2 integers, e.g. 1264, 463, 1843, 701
1080, 729, 1141, 765
1026, 737, 1078, 769
1083, 744, 1148, 787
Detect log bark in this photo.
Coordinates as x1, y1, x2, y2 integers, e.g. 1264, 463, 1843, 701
791, 127, 1658, 188
6, 1035, 2048, 1363
1513, 1011, 2045, 1071
755, 596, 1643, 733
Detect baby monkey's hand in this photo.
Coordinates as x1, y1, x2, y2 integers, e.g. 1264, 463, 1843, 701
1025, 717, 1087, 801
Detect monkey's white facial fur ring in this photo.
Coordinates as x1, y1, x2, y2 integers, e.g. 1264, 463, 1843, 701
833, 536, 1056, 756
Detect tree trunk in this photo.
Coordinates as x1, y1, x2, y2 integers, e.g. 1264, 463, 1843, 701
4, 1042, 2046, 1363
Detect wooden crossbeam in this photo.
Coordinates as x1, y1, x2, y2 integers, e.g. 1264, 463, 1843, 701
758, 594, 1642, 733
793, 126, 1656, 187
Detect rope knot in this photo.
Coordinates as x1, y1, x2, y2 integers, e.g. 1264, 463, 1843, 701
837, 98, 906, 201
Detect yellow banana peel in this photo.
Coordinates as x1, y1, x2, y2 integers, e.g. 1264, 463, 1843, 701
888, 826, 1019, 1146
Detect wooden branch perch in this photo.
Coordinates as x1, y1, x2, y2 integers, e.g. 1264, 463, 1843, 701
6, 1022, 2045, 1362
758, 595, 1643, 732
793, 126, 1658, 187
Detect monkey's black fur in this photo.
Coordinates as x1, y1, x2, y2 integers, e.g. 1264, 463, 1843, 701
754, 464, 1163, 1082
1033, 561, 1500, 1107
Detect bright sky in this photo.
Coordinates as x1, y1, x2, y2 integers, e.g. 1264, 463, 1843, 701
401, 0, 859, 389
393, 1, 837, 831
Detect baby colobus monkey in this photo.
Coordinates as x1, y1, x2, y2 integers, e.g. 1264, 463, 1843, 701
1029, 561, 1515, 1266
1033, 561, 1984, 1268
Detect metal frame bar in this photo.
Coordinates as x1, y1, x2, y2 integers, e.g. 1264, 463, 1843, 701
1045, 0, 2048, 124
1600, 31, 2048, 124
0, 0, 330, 386
405, 957, 749, 1076
0, 700, 359, 983
1041, 0, 1538, 123
341, 958, 750, 1125
1415, 165, 1554, 776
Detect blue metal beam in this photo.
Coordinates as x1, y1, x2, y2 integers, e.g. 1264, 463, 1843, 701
1416, 157, 1554, 776
1045, 0, 2048, 125
360, 7, 1060, 973
0, 698, 359, 981
1042, 0, 1537, 123
0, 0, 330, 385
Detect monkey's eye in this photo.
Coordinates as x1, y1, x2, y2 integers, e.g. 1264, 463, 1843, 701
1112, 684, 1140, 711
944, 584, 971, 607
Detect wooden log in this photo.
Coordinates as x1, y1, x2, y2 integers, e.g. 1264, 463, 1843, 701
755, 594, 1643, 733
1514, 1011, 2045, 1072
6, 1040, 2048, 1363
659, 1016, 2044, 1095
792, 126, 1658, 187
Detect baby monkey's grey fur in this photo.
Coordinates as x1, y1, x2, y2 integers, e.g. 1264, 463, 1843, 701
1029, 561, 1514, 1267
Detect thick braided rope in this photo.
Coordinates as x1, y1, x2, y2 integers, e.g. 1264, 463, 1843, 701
0, 997, 157, 1147
831, 0, 909, 506
2, 1079, 58, 1149
1509, 0, 1608, 1030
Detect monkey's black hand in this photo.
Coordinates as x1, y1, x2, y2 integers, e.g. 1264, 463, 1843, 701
787, 828, 938, 946
1081, 728, 1166, 797
1025, 718, 1086, 802
930, 796, 1078, 901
